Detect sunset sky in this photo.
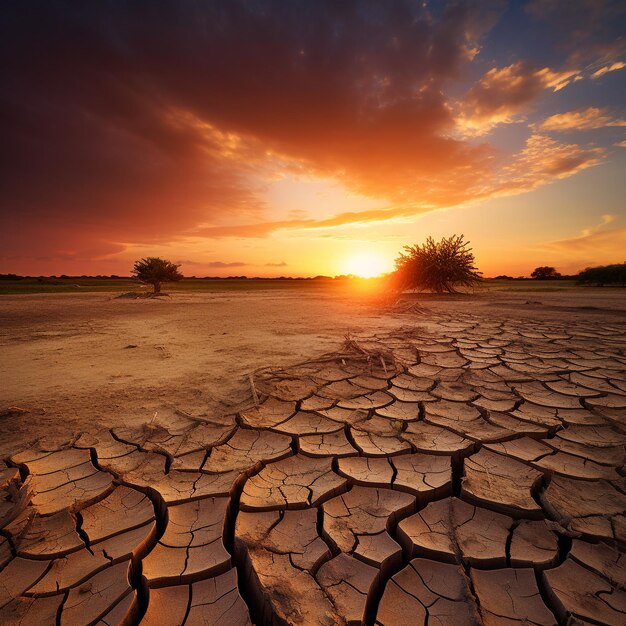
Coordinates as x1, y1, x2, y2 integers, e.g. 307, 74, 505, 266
1, 1, 625, 277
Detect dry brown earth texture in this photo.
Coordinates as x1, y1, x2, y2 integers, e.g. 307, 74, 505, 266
1, 301, 625, 625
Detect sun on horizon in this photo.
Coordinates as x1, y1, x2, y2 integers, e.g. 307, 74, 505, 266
340, 251, 393, 278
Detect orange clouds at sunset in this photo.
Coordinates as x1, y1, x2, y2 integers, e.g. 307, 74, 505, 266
1, 0, 625, 277
538, 107, 626, 132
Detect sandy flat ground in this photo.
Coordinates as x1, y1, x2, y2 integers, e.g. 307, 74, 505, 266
1, 286, 625, 456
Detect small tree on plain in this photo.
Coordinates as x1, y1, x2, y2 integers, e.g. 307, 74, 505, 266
530, 266, 561, 280
389, 235, 482, 294
132, 257, 183, 294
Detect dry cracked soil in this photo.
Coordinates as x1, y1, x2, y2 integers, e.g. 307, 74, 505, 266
1, 299, 625, 625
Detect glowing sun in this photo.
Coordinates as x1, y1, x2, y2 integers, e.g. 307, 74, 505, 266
341, 251, 391, 278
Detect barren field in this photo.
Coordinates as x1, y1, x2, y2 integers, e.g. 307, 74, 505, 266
1, 286, 625, 625
1, 286, 624, 455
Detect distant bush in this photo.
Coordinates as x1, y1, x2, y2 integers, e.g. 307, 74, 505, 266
577, 263, 626, 286
531, 266, 561, 280
389, 235, 482, 294
36, 276, 61, 284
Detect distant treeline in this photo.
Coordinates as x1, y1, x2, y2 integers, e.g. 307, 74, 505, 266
0, 274, 130, 281
491, 275, 577, 280
492, 262, 626, 285
2, 262, 625, 285
577, 263, 626, 286
0, 273, 365, 282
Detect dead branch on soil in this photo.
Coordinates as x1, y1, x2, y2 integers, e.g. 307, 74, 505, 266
342, 333, 397, 372
384, 299, 430, 314
249, 374, 260, 406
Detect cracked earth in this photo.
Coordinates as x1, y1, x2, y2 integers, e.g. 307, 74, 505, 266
1, 310, 625, 625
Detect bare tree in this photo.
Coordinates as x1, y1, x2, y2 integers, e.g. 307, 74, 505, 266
389, 235, 481, 294
132, 257, 183, 294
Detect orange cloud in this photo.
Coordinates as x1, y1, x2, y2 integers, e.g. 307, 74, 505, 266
190, 134, 603, 240
193, 204, 435, 239
457, 62, 581, 135
487, 134, 604, 197
538, 107, 626, 131
591, 60, 626, 78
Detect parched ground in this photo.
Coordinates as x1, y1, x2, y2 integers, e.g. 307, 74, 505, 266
0, 288, 625, 625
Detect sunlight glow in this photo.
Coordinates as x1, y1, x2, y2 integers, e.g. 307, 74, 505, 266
341, 251, 392, 278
